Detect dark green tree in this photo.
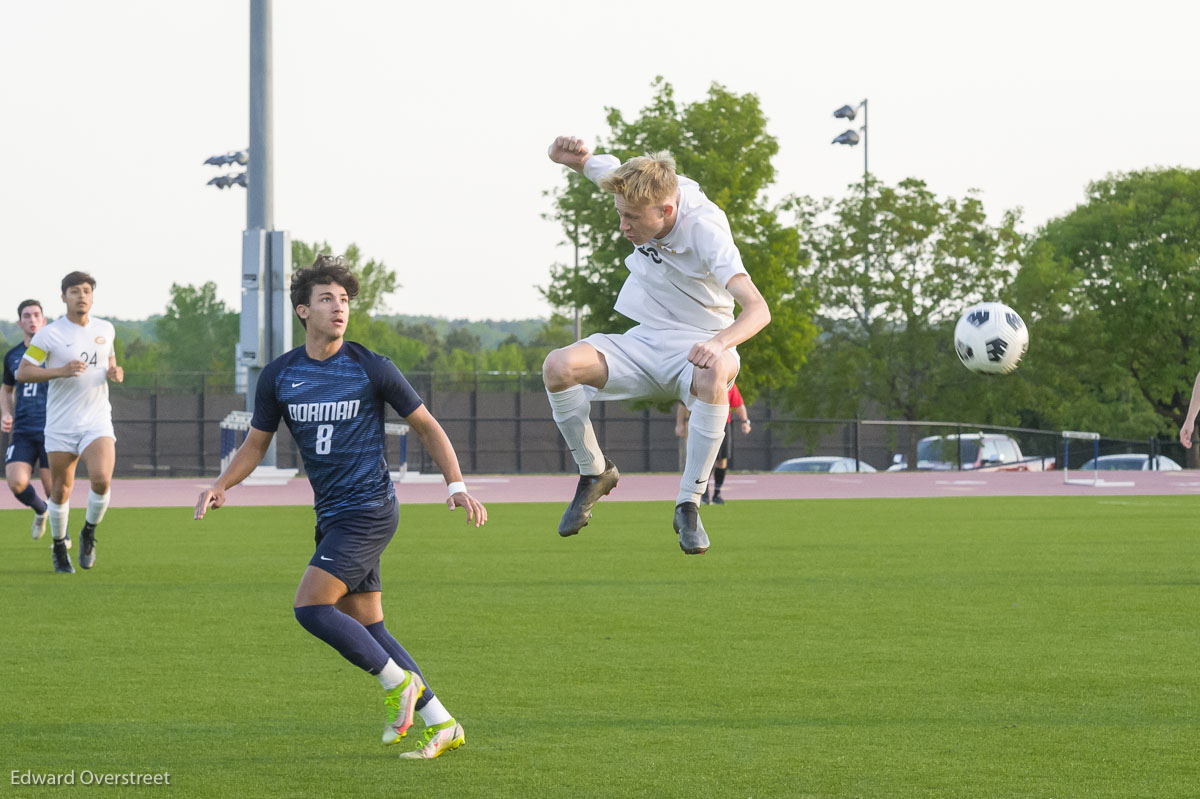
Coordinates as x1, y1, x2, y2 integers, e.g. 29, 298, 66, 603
290, 240, 425, 371
116, 335, 163, 378
543, 78, 818, 402
156, 282, 239, 377
1011, 167, 1200, 458
445, 328, 482, 354
789, 177, 1025, 422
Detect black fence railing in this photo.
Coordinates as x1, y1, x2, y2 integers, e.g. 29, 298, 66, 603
3, 372, 1188, 478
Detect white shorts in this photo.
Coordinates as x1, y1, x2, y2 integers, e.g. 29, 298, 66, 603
44, 422, 116, 457
583, 325, 739, 408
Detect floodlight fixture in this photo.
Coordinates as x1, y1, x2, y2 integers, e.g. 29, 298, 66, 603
832, 129, 860, 146
830, 98, 868, 180
203, 150, 250, 167
207, 173, 247, 189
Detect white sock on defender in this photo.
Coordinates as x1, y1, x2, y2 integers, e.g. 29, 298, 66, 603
678, 400, 728, 505
378, 658, 406, 691
547, 385, 605, 476
48, 500, 70, 541
418, 696, 452, 727
86, 489, 111, 526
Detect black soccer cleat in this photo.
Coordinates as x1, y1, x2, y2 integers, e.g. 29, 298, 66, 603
558, 459, 620, 537
52, 538, 75, 574
673, 502, 710, 555
80, 523, 97, 570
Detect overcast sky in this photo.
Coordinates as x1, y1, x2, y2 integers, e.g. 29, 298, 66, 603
3, 0, 1197, 323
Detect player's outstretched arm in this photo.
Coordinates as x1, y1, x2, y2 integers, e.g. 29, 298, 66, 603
1180, 368, 1200, 448
194, 427, 274, 519
404, 404, 488, 528
547, 136, 592, 173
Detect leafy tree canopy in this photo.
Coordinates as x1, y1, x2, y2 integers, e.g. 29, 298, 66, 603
543, 78, 818, 403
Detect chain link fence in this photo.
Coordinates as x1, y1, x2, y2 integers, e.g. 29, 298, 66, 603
3, 372, 1187, 477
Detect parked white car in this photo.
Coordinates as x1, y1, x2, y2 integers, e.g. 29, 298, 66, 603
1079, 454, 1183, 471
888, 433, 1054, 472
773, 456, 877, 473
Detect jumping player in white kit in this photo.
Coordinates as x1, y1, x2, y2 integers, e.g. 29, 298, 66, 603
543, 136, 771, 554
17, 271, 122, 573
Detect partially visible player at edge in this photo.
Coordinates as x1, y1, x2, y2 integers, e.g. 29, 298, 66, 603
3, 299, 52, 540
16, 273, 122, 574
544, 135, 770, 554
193, 256, 483, 760
1180, 366, 1200, 452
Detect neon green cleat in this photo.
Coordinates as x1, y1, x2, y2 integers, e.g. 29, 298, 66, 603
381, 671, 425, 745
399, 719, 465, 759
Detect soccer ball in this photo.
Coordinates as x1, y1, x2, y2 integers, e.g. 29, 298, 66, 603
953, 301, 1029, 374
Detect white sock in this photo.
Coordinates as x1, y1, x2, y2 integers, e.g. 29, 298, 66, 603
378, 658, 406, 691
86, 489, 111, 526
677, 400, 728, 505
48, 500, 70, 541
418, 696, 452, 726
547, 385, 605, 476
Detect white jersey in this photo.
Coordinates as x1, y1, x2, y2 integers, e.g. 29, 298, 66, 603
24, 316, 116, 435
584, 154, 749, 334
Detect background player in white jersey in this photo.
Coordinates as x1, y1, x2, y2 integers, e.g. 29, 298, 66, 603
3, 300, 52, 539
544, 136, 771, 554
17, 272, 122, 573
195, 257, 485, 759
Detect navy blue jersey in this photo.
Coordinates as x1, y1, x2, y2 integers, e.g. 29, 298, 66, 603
3, 342, 47, 437
251, 341, 423, 521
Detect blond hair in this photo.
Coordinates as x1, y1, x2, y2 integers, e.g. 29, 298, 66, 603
597, 150, 678, 206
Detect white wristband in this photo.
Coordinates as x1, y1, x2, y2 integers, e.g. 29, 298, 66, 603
447, 481, 467, 497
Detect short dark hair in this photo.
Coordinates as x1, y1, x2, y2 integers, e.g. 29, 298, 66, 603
61, 271, 96, 294
17, 299, 43, 318
290, 255, 360, 329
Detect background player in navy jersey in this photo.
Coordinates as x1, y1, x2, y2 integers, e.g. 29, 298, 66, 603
2, 299, 51, 540
194, 256, 485, 760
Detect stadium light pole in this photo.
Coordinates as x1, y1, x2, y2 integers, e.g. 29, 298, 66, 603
832, 99, 868, 183
242, 0, 293, 479
833, 99, 871, 474
202, 1, 293, 482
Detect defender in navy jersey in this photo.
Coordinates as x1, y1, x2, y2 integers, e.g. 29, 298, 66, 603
194, 256, 484, 760
2, 299, 51, 541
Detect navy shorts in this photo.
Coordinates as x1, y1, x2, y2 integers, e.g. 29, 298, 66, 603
310, 498, 400, 594
5, 434, 48, 469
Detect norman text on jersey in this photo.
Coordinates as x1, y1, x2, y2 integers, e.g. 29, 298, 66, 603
288, 400, 361, 423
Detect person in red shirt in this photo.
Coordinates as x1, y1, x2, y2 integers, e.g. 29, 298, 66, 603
675, 383, 751, 504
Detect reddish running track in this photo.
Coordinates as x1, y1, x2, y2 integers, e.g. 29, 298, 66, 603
3, 470, 1198, 511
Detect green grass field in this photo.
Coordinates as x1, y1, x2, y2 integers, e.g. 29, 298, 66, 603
2, 495, 1198, 798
